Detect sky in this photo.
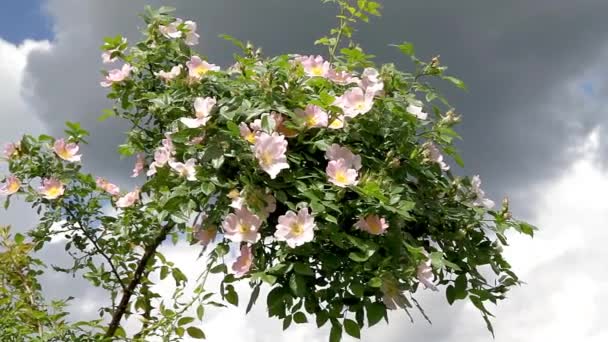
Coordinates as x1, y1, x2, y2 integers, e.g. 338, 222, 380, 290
1, 0, 607, 341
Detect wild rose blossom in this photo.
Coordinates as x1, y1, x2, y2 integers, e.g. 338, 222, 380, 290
221, 207, 262, 243
155, 65, 182, 82
274, 207, 316, 248
115, 188, 140, 208
406, 103, 428, 120
232, 245, 253, 277
186, 56, 220, 81
95, 177, 120, 196
296, 104, 328, 128
147, 136, 175, 176
193, 224, 217, 246
358, 67, 384, 95
325, 144, 362, 170
327, 68, 359, 85
100, 63, 132, 87
334, 87, 375, 117
180, 97, 216, 128
381, 277, 409, 310
355, 215, 389, 235
254, 133, 289, 179
297, 55, 330, 78
0, 175, 21, 196
101, 50, 118, 64
423, 142, 450, 171
228, 189, 245, 210
169, 158, 197, 181
53, 139, 82, 162
159, 19, 199, 46
471, 175, 495, 209
326, 159, 359, 187
239, 122, 259, 144
328, 115, 345, 129
416, 259, 438, 291
3, 142, 18, 159
131, 153, 145, 178
38, 178, 65, 200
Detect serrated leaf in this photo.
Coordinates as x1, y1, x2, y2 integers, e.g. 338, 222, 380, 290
344, 319, 361, 339
186, 326, 205, 339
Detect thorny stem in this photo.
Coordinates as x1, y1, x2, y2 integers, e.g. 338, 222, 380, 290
104, 223, 173, 338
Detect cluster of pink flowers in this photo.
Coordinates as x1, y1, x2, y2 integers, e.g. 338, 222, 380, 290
159, 18, 199, 46
100, 63, 132, 88
325, 144, 361, 187
0, 175, 21, 196
180, 97, 216, 129
53, 138, 82, 162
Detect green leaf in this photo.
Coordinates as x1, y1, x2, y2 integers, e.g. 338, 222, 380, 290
186, 326, 206, 339
344, 319, 361, 339
246, 284, 261, 314
14, 233, 25, 245
442, 76, 468, 90
178, 317, 195, 326
294, 263, 315, 276
366, 302, 385, 327
316, 311, 329, 328
289, 274, 307, 297
392, 41, 415, 56
367, 277, 382, 288
293, 312, 308, 324
330, 322, 343, 342
98, 109, 116, 122
196, 304, 205, 320
348, 250, 375, 262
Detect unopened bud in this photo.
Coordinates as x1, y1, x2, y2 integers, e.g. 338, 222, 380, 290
430, 55, 441, 68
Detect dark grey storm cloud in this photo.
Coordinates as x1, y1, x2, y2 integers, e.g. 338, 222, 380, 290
23, 0, 608, 213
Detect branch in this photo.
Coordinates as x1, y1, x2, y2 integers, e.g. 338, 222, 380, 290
104, 223, 173, 338
64, 206, 126, 292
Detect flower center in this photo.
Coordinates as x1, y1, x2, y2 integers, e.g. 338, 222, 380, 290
261, 152, 274, 167
195, 65, 209, 76
311, 66, 324, 76
46, 186, 61, 198
238, 223, 251, 234
306, 116, 317, 127
335, 171, 348, 184
8, 182, 19, 193
329, 119, 342, 129
291, 223, 304, 236
368, 220, 381, 234
246, 133, 256, 144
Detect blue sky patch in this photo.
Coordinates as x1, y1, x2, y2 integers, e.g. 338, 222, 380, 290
0, 0, 52, 43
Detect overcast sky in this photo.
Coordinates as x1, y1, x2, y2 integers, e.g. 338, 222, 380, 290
1, 1, 607, 341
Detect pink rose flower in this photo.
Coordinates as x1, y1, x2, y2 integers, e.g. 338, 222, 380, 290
355, 215, 389, 235
416, 259, 438, 291
297, 55, 330, 78
53, 138, 82, 162
100, 63, 132, 87
232, 244, 253, 277
155, 65, 182, 82
0, 175, 21, 196
295, 104, 328, 128
193, 224, 217, 246
358, 67, 384, 95
423, 142, 450, 171
334, 87, 375, 118
325, 144, 361, 170
180, 97, 216, 128
254, 133, 290, 179
471, 175, 495, 209
95, 177, 120, 196
169, 158, 197, 181
183, 20, 200, 46
186, 56, 220, 81
326, 159, 359, 187
38, 178, 65, 200
406, 103, 428, 120
131, 153, 145, 178
221, 207, 262, 244
2, 142, 18, 159
239, 122, 259, 144
274, 207, 316, 248
115, 188, 140, 208
328, 68, 359, 85
328, 115, 345, 130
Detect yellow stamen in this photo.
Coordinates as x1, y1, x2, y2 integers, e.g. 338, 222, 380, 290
291, 223, 304, 236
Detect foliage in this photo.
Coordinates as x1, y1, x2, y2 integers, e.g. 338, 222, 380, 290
0, 1, 535, 341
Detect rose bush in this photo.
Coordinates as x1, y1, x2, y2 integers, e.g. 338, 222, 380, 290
0, 1, 535, 341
